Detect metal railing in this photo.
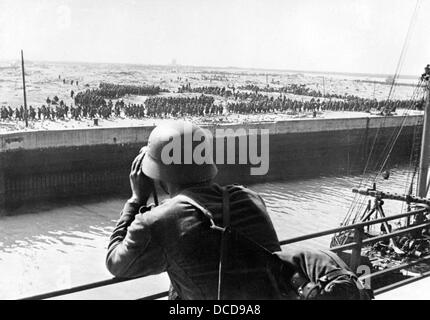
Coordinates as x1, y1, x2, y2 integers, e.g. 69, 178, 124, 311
21, 207, 430, 300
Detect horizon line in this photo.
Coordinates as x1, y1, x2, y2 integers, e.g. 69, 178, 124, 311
0, 57, 420, 80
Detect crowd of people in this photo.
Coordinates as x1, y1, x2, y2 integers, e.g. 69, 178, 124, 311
178, 83, 362, 102
73, 83, 165, 109
178, 84, 423, 114
145, 95, 222, 117
69, 83, 169, 118
237, 84, 361, 100
1, 102, 71, 121
226, 94, 424, 114
1, 95, 220, 121
178, 84, 235, 97
1, 94, 424, 122
1, 81, 425, 123
179, 84, 284, 101
96, 82, 167, 98
181, 84, 425, 112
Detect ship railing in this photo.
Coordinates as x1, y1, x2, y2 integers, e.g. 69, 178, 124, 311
21, 207, 430, 300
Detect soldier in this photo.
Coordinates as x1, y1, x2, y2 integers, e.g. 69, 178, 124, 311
20, 106, 25, 120
106, 120, 372, 300
1, 106, 7, 120
8, 106, 13, 119
45, 106, 51, 120
29, 106, 36, 120
106, 121, 283, 299
37, 106, 42, 120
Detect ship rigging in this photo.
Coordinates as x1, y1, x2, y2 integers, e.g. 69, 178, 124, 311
331, 66, 430, 273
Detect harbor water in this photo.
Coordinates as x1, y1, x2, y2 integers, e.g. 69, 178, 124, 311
0, 165, 413, 299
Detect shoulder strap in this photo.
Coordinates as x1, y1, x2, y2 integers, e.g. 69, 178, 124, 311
175, 194, 219, 229
217, 187, 230, 300
222, 187, 231, 228
177, 187, 230, 300
178, 188, 292, 299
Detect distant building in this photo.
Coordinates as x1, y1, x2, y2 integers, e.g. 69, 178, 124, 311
385, 75, 395, 84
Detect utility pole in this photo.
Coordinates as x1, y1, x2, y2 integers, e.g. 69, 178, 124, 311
21, 49, 28, 128
417, 65, 430, 197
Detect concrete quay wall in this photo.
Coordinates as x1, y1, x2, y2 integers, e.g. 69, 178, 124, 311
0, 115, 422, 213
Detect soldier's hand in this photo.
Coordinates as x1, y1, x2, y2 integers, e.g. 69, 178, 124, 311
129, 146, 153, 205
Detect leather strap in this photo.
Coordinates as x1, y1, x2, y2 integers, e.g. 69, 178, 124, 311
222, 187, 231, 227
217, 187, 230, 300
176, 192, 366, 299
177, 188, 231, 300
175, 194, 219, 229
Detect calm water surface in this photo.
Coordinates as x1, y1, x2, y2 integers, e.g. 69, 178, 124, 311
0, 166, 413, 299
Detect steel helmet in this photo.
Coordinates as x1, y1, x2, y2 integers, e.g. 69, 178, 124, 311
141, 120, 218, 184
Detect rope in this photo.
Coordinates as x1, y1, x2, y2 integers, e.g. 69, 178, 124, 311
354, 83, 423, 218
385, 0, 421, 110
372, 81, 424, 178
344, 81, 425, 230
338, 0, 423, 233
401, 114, 423, 214
361, 0, 421, 180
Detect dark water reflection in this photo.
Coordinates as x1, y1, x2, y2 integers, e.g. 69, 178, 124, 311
0, 165, 414, 299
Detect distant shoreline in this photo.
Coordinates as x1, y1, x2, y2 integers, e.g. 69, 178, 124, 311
0, 59, 418, 80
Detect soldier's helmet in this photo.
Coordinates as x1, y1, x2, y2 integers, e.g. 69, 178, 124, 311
141, 120, 218, 184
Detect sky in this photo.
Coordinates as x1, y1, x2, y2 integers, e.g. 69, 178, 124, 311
0, 0, 429, 75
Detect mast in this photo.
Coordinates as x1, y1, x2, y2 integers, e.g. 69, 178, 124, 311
417, 66, 430, 197
21, 49, 28, 128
